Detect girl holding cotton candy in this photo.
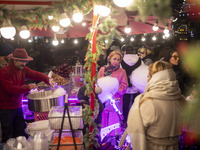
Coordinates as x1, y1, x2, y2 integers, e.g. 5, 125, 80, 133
97, 50, 128, 129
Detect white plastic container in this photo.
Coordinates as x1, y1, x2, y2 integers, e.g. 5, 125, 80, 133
26, 120, 53, 141
48, 106, 82, 130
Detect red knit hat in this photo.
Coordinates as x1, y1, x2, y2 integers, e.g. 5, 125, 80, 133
9, 48, 33, 61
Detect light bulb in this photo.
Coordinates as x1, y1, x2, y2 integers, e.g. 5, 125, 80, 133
1, 26, 16, 39
94, 5, 111, 17
52, 39, 59, 46
105, 39, 108, 43
1, 19, 16, 39
61, 39, 65, 43
82, 22, 86, 26
48, 15, 53, 20
52, 25, 60, 32
90, 28, 93, 33
141, 37, 146, 41
163, 26, 169, 34
20, 30, 30, 39
74, 39, 78, 44
124, 26, 131, 33
152, 35, 157, 41
162, 35, 166, 39
59, 13, 71, 27
165, 32, 170, 38
19, 26, 30, 39
130, 37, 134, 41
52, 35, 59, 46
120, 38, 125, 42
113, 0, 133, 7
152, 24, 159, 31
72, 12, 83, 23
28, 37, 33, 43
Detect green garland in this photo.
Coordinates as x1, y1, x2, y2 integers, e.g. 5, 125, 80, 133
82, 99, 100, 149
82, 16, 121, 149
0, 0, 173, 30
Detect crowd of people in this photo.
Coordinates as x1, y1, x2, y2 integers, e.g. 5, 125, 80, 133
91, 44, 195, 149
0, 41, 196, 150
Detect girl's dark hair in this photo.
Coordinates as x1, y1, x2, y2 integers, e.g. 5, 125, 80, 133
163, 49, 177, 62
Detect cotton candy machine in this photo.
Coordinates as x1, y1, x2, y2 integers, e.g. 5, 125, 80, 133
27, 87, 66, 112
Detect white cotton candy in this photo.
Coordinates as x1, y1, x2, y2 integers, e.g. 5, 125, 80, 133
51, 87, 66, 98
130, 62, 148, 93
97, 76, 119, 103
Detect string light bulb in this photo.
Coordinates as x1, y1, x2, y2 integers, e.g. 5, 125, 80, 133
94, 5, 111, 17
82, 22, 86, 26
45, 38, 49, 43
163, 24, 169, 34
165, 32, 170, 38
48, 15, 53, 20
141, 36, 146, 41
124, 25, 131, 33
152, 35, 157, 41
130, 37, 134, 41
28, 37, 33, 43
59, 13, 71, 27
113, 0, 133, 7
152, 20, 159, 31
1, 19, 16, 39
52, 34, 59, 46
74, 39, 78, 44
19, 26, 30, 39
72, 12, 83, 23
61, 39, 65, 43
52, 25, 60, 32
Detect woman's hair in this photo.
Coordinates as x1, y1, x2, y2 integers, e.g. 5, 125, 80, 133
107, 50, 123, 62
148, 61, 172, 79
163, 49, 177, 62
138, 47, 147, 55
139, 61, 173, 106
157, 47, 173, 61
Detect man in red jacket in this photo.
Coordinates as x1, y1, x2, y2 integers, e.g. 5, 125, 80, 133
0, 48, 56, 143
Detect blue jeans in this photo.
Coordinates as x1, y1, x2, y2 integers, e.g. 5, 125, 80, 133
0, 107, 27, 143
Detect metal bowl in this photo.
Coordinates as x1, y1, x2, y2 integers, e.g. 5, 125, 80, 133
27, 90, 66, 112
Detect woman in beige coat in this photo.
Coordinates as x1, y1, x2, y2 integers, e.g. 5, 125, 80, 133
120, 61, 186, 150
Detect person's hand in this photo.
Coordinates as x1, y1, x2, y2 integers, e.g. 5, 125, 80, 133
28, 83, 38, 90
49, 78, 57, 88
114, 92, 121, 100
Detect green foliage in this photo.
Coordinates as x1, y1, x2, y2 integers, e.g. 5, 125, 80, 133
0, 0, 94, 29
183, 43, 200, 78
182, 42, 200, 135
126, 0, 171, 21
0, 0, 173, 30
82, 100, 100, 149
83, 16, 121, 148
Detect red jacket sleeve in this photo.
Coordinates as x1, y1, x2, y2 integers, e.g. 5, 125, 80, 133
24, 66, 50, 84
